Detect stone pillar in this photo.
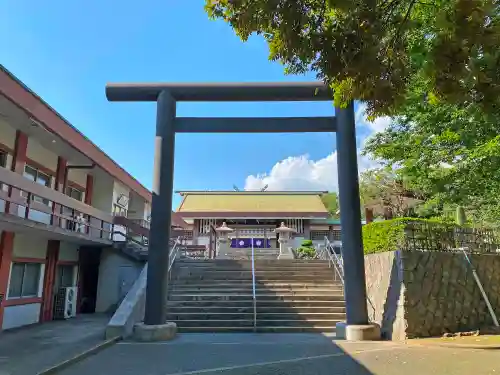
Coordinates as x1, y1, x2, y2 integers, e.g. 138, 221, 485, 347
335, 103, 380, 340
275, 222, 295, 259
215, 222, 233, 256
144, 90, 176, 327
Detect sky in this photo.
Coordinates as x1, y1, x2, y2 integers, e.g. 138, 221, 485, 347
0, 0, 391, 208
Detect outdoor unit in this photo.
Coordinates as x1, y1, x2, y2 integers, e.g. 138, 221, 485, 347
53, 287, 78, 319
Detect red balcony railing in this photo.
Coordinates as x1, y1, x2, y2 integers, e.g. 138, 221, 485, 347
0, 167, 114, 241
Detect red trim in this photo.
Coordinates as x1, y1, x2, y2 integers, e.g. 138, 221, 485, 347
0, 66, 152, 202
4, 297, 42, 306
0, 232, 15, 327
84, 174, 93, 205
54, 157, 66, 192
12, 257, 46, 264
76, 251, 82, 314
6, 131, 28, 214
40, 240, 59, 322
56, 260, 78, 266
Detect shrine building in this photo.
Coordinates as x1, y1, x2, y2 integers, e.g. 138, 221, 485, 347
175, 191, 342, 250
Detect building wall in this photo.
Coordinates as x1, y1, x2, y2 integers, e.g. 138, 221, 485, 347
13, 232, 48, 259
3, 231, 46, 329
26, 138, 58, 174
58, 241, 79, 262
0, 118, 16, 150
95, 248, 142, 314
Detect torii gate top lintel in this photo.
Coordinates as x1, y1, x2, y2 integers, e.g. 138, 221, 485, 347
105, 81, 332, 103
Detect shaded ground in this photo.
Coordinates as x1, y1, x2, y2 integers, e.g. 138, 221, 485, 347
58, 333, 500, 375
0, 314, 109, 375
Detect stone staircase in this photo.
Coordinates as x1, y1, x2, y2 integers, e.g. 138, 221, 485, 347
166, 259, 345, 332
217, 247, 280, 260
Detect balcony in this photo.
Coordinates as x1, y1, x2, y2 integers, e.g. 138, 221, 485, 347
0, 166, 114, 245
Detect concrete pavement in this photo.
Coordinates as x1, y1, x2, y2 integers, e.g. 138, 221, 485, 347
0, 314, 109, 375
57, 333, 500, 375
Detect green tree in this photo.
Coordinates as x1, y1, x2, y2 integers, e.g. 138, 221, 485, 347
363, 90, 500, 225
205, 0, 500, 117
359, 168, 421, 217
321, 192, 339, 218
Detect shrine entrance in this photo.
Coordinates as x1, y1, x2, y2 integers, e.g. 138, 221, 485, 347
105, 82, 369, 332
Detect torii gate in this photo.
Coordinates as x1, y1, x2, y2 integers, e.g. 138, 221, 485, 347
105, 82, 377, 340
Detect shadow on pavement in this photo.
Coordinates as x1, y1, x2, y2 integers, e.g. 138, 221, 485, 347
56, 333, 377, 375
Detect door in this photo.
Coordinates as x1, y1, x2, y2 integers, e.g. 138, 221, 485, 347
118, 266, 138, 300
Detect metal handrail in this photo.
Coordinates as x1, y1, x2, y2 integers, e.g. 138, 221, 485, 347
167, 236, 182, 281
320, 237, 344, 286
458, 247, 499, 327
321, 237, 377, 321
251, 238, 257, 332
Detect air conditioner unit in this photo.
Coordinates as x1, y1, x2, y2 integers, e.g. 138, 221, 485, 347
53, 287, 78, 319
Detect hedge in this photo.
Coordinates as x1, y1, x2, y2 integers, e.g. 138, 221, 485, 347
362, 218, 457, 255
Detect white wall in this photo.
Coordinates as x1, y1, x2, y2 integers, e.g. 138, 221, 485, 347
95, 249, 142, 313
0, 118, 17, 150
91, 170, 114, 213
13, 233, 48, 259
197, 236, 210, 247
26, 138, 58, 173
58, 241, 79, 262
3, 262, 46, 330
2, 303, 42, 330
67, 168, 88, 201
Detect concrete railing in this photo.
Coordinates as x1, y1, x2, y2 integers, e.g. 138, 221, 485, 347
106, 264, 148, 339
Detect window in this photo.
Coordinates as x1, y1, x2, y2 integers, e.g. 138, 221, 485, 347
23, 165, 52, 205
8, 262, 41, 298
113, 204, 127, 217
55, 265, 75, 289
66, 186, 83, 202
0, 151, 7, 190
0, 150, 7, 168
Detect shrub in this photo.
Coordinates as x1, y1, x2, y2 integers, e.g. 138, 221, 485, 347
296, 239, 316, 259
362, 217, 456, 255
301, 239, 313, 247
295, 246, 316, 259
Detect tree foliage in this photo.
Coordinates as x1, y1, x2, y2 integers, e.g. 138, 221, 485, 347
364, 88, 500, 225
359, 168, 423, 217
205, 0, 500, 117
321, 192, 339, 218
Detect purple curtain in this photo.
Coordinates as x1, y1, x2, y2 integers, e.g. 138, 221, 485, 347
231, 238, 271, 248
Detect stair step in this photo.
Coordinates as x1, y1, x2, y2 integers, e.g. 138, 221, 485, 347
167, 300, 345, 308
167, 306, 346, 313
167, 312, 345, 320
176, 326, 337, 333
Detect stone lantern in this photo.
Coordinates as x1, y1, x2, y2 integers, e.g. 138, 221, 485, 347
215, 222, 234, 256
275, 222, 295, 259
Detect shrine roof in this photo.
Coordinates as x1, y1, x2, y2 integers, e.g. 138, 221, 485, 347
175, 191, 329, 219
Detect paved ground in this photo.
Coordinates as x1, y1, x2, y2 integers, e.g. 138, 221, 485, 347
0, 314, 109, 375
58, 333, 500, 375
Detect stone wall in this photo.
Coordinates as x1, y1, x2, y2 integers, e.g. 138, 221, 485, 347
365, 250, 500, 340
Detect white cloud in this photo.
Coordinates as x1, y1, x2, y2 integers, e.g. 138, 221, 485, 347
244, 105, 391, 192
355, 103, 392, 134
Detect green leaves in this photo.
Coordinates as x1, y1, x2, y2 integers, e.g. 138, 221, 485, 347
205, 0, 500, 117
